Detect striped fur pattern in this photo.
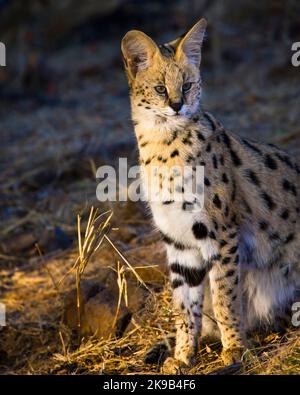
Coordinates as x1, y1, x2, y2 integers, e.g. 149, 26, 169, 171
121, 19, 300, 373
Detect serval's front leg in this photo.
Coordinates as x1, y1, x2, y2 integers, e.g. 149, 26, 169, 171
209, 231, 246, 365
162, 245, 208, 373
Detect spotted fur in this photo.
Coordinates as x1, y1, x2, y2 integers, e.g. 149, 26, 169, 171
121, 18, 300, 372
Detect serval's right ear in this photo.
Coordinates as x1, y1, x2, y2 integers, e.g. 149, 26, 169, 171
121, 30, 159, 82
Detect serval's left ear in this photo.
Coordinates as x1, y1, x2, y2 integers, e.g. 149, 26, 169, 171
175, 18, 207, 67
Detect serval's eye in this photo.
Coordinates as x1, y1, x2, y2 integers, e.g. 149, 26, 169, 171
154, 85, 167, 95
182, 82, 192, 92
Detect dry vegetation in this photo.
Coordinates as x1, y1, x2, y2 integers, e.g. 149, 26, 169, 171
1, 219, 299, 375
0, 0, 300, 375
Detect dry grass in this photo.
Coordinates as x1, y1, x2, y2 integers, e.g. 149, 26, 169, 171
0, 203, 299, 375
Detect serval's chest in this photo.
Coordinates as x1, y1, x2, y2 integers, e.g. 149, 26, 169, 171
150, 200, 220, 262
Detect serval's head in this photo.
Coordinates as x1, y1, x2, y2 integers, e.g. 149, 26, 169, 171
121, 19, 207, 130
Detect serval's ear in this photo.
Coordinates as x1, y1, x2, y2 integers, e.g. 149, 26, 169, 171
175, 18, 207, 67
159, 32, 186, 57
121, 30, 159, 82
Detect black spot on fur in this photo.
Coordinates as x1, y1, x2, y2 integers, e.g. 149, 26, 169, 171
213, 220, 219, 231
229, 245, 238, 254
282, 179, 297, 196
230, 149, 242, 167
208, 230, 216, 240
212, 154, 218, 169
182, 201, 194, 211
231, 180, 236, 202
269, 232, 280, 241
221, 132, 231, 147
206, 143, 212, 153
259, 221, 269, 231
170, 262, 208, 287
182, 138, 192, 146
234, 255, 239, 264
222, 173, 229, 183
192, 222, 208, 239
213, 194, 222, 209
261, 191, 276, 210
224, 205, 229, 217
186, 154, 194, 163
203, 112, 216, 131
264, 154, 277, 170
285, 233, 294, 244
204, 177, 211, 186
221, 132, 242, 166
197, 131, 205, 141
245, 169, 260, 186
275, 153, 295, 171
280, 209, 289, 220
171, 279, 184, 289
170, 149, 179, 158
222, 256, 231, 265
163, 200, 174, 205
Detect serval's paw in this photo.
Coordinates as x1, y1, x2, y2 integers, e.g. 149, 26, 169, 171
221, 346, 245, 365
161, 357, 192, 374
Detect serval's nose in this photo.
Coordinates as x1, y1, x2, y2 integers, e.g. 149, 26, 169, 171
169, 100, 183, 113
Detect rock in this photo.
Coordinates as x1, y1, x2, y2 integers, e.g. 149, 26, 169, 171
38, 226, 72, 253
82, 289, 131, 339
63, 276, 147, 339
63, 280, 99, 331
1, 231, 37, 254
